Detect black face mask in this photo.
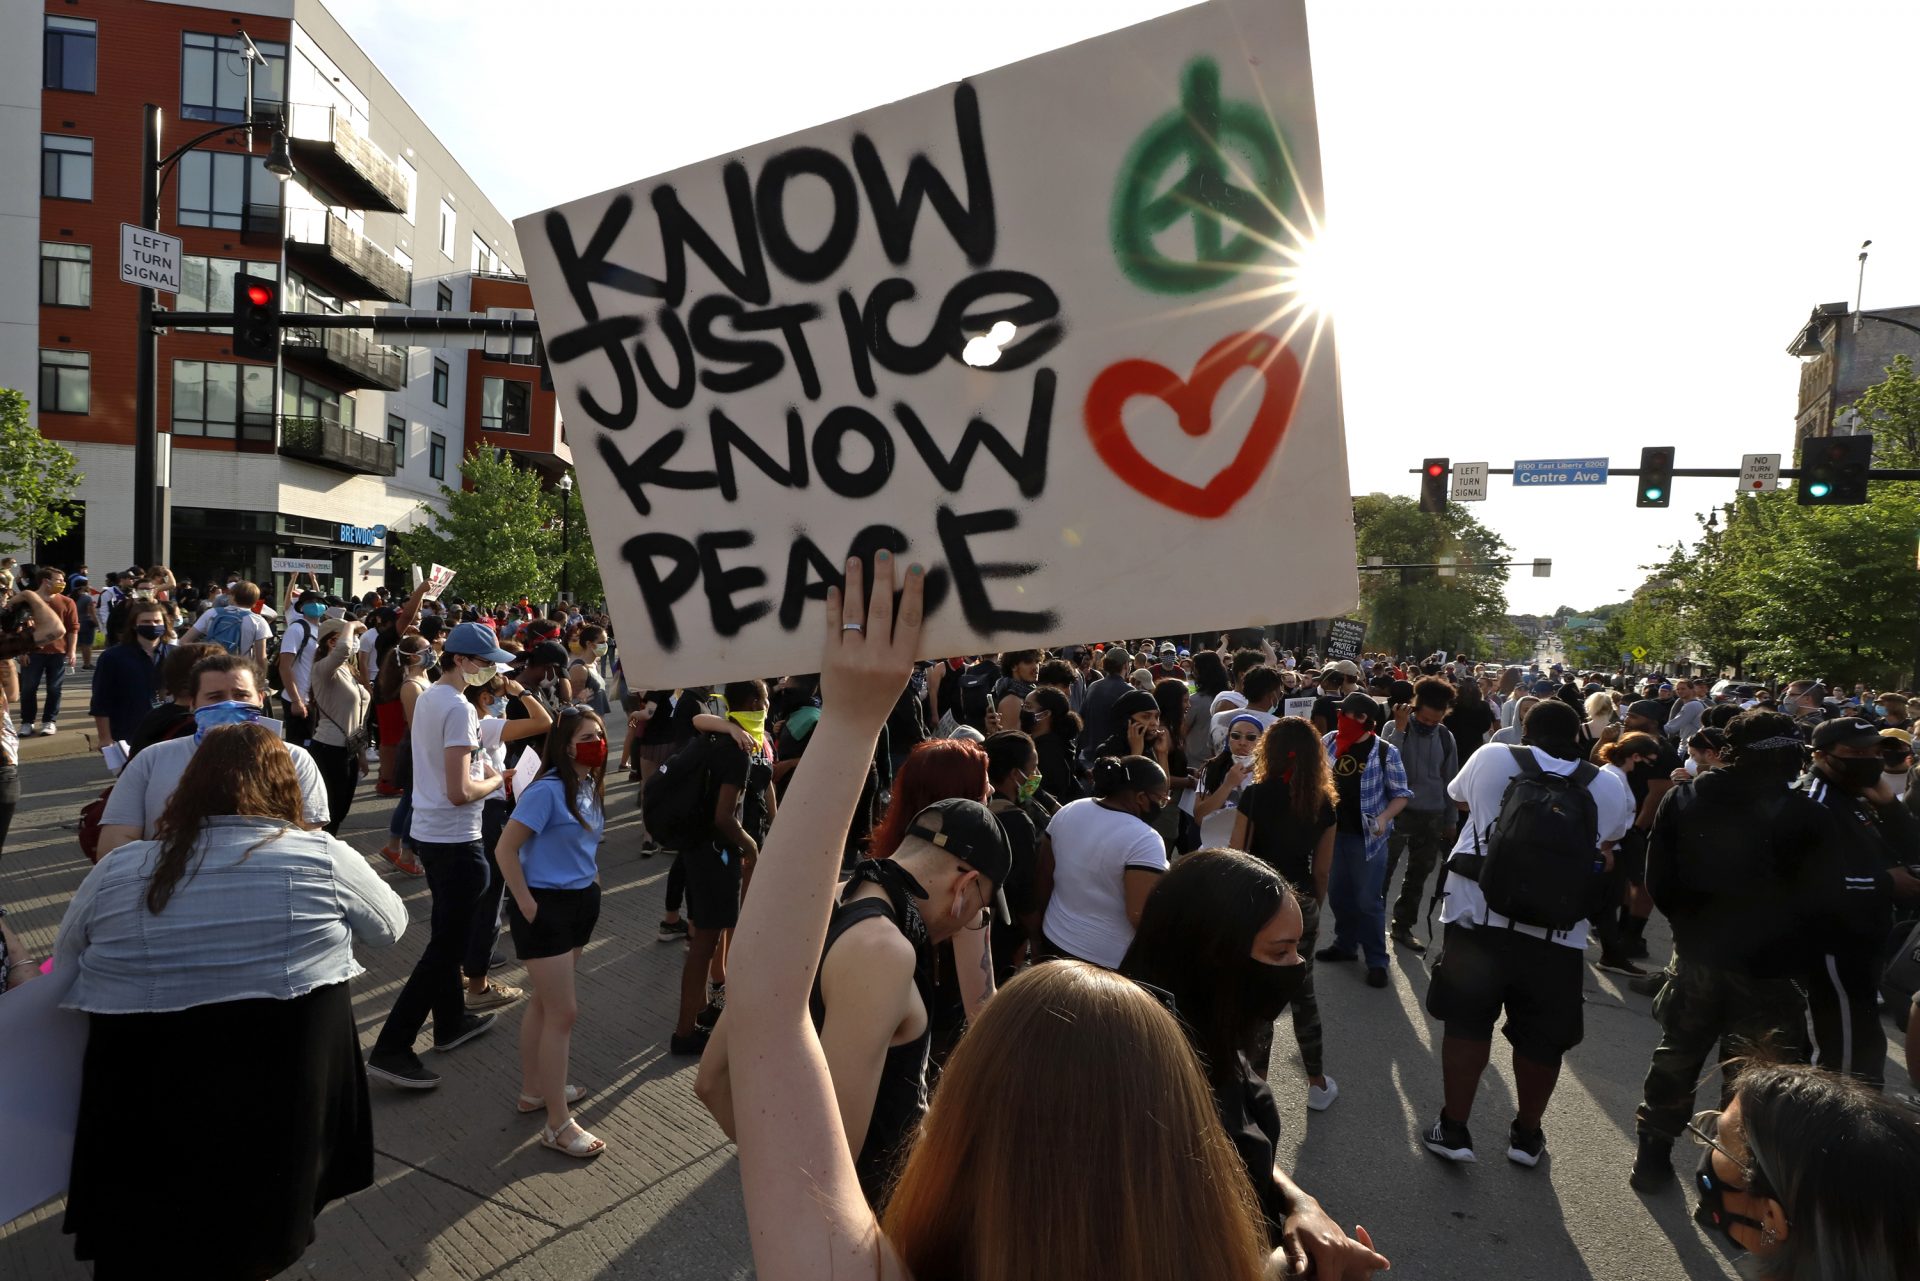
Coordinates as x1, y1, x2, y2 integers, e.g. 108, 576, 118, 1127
1693, 1143, 1772, 1246
1824, 756, 1884, 792
1019, 708, 1040, 734
1246, 958, 1307, 1023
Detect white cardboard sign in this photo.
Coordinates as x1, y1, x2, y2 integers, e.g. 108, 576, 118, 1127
424, 564, 456, 601
519, 0, 1356, 683
271, 557, 334, 575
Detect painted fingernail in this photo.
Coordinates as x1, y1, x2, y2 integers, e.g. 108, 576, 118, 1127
909, 563, 924, 576
876, 549, 890, 560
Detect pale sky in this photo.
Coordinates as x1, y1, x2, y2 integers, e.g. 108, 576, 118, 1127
325, 0, 1920, 616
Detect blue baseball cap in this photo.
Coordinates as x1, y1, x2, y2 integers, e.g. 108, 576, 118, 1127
443, 621, 514, 663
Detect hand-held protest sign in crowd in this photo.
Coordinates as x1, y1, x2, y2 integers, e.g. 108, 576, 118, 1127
1325, 618, 1367, 661
520, 0, 1357, 685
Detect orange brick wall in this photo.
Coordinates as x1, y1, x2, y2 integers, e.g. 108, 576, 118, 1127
465, 274, 559, 461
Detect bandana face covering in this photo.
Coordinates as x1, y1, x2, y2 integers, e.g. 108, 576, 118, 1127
193, 700, 262, 743
1334, 712, 1373, 757
728, 709, 767, 744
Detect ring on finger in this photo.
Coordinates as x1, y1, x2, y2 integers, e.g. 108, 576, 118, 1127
842, 623, 865, 633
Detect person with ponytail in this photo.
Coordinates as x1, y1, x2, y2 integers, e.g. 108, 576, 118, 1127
1022, 683, 1084, 804
493, 705, 610, 1158
1037, 754, 1169, 967
1230, 716, 1340, 1108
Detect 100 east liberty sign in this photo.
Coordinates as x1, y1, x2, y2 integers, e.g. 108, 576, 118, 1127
1513, 457, 1609, 486
520, 0, 1356, 685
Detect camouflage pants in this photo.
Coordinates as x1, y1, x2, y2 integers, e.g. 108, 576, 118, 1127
1634, 951, 1806, 1143
1249, 895, 1325, 1079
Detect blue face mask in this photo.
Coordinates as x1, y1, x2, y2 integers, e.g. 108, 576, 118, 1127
301, 602, 327, 619
193, 700, 262, 743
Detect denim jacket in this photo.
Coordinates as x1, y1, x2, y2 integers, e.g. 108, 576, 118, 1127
54, 816, 408, 1014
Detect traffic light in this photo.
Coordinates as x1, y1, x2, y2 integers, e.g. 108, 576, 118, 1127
1420, 458, 1448, 513
231, 273, 280, 361
1636, 446, 1674, 508
1798, 433, 1873, 506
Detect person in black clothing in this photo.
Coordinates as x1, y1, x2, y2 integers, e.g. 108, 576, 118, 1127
1094, 687, 1168, 764
1628, 710, 1823, 1192
88, 599, 171, 747
984, 731, 1048, 979
125, 642, 221, 756
696, 797, 1011, 1208
1442, 678, 1496, 754
1120, 851, 1389, 1278
991, 649, 1040, 733
1077, 647, 1133, 764
1798, 716, 1920, 1087
885, 665, 932, 779
1022, 685, 1082, 804
1612, 701, 1682, 962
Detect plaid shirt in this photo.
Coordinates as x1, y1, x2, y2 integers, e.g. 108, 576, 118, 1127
1322, 731, 1415, 862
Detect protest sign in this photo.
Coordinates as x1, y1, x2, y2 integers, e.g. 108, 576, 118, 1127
1325, 618, 1366, 661
520, 0, 1356, 684
270, 557, 333, 575
1283, 696, 1318, 721
0, 967, 86, 1223
424, 565, 456, 602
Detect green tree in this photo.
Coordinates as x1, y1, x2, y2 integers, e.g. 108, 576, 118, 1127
0, 388, 84, 556
1352, 494, 1513, 656
391, 449, 556, 606
548, 472, 603, 606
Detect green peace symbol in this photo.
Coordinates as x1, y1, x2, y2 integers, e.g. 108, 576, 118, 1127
1110, 57, 1294, 295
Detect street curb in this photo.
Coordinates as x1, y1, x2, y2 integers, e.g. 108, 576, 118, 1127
16, 728, 101, 765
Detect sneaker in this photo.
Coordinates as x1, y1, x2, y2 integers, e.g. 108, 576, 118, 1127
1628, 971, 1669, 998
669, 1026, 711, 1056
38, 722, 55, 736
430, 1012, 496, 1053
380, 845, 424, 877
1623, 937, 1651, 960
1506, 1120, 1546, 1168
1390, 924, 1427, 953
488, 949, 510, 972
658, 917, 689, 943
375, 781, 404, 797
1307, 1076, 1340, 1111
1314, 946, 1358, 963
1366, 966, 1389, 989
1629, 1134, 1675, 1192
694, 1001, 724, 1030
466, 982, 522, 1011
18, 724, 34, 738
1423, 1114, 1476, 1163
1595, 956, 1650, 978
366, 1050, 441, 1090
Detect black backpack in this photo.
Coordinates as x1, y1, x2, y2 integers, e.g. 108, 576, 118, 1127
641, 734, 720, 850
1451, 746, 1603, 931
958, 662, 1000, 730
266, 619, 313, 695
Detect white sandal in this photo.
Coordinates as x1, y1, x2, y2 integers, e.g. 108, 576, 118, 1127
516, 1083, 587, 1113
539, 1118, 605, 1159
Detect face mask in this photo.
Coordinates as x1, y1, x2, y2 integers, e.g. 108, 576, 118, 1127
300, 602, 327, 619
1232, 752, 1256, 770
1693, 1141, 1772, 1247
193, 699, 262, 743
594, 643, 609, 656
1825, 756, 1884, 792
1019, 708, 1040, 733
135, 623, 166, 640
1875, 704, 1888, 717
728, 709, 767, 741
1684, 756, 1701, 776
325, 606, 346, 620
1246, 957, 1308, 1023
574, 738, 608, 768
462, 661, 497, 687
1017, 774, 1043, 804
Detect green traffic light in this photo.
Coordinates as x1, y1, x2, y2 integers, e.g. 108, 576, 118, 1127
1808, 481, 1831, 498
1643, 487, 1663, 502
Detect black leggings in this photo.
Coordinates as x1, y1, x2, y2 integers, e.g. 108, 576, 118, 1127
304, 741, 357, 836
0, 763, 17, 863
664, 853, 686, 914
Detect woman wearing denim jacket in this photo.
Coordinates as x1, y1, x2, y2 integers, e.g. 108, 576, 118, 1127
51, 722, 407, 1281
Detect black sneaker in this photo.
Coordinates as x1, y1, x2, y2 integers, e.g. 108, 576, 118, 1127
658, 918, 689, 943
1623, 937, 1651, 960
669, 1026, 712, 1056
1629, 1134, 1676, 1192
1366, 966, 1389, 989
1390, 924, 1427, 953
1315, 946, 1358, 963
694, 1001, 724, 1030
1423, 1114, 1476, 1163
430, 1012, 496, 1053
1507, 1120, 1546, 1168
1595, 955, 1650, 977
366, 1050, 441, 1090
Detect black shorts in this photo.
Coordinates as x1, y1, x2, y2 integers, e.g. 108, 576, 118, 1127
1425, 921, 1584, 1065
679, 843, 742, 931
506, 884, 601, 960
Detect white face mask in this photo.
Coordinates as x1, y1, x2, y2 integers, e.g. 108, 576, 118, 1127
1232, 753, 1256, 770
462, 661, 497, 687
1684, 756, 1701, 776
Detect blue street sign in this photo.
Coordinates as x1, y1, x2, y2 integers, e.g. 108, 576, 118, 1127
1513, 457, 1608, 486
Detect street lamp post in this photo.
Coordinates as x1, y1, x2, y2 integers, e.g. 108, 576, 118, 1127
558, 473, 573, 602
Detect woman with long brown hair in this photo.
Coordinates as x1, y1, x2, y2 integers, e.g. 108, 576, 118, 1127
722, 555, 1292, 1281
376, 633, 434, 875
1230, 716, 1340, 1108
52, 723, 406, 1279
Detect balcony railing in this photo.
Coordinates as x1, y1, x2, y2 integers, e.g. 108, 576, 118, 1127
285, 103, 408, 215
278, 416, 397, 477
283, 206, 410, 304
282, 322, 406, 391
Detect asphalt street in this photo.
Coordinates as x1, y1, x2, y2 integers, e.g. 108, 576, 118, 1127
1, 697, 1902, 1279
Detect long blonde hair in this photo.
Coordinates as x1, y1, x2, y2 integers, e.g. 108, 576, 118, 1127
881, 961, 1268, 1281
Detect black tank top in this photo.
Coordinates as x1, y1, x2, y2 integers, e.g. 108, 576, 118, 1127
809, 867, 933, 1207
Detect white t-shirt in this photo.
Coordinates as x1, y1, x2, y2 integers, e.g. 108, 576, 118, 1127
191, 606, 272, 651
1041, 798, 1168, 968
1438, 743, 1633, 949
408, 682, 493, 844
280, 618, 321, 699
356, 627, 379, 682
1209, 690, 1249, 716
101, 734, 329, 837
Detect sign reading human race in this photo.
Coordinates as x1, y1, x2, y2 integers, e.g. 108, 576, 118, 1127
520, 0, 1356, 683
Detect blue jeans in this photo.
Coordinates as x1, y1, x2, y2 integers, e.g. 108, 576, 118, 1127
20, 653, 68, 724
1328, 829, 1388, 968
372, 838, 487, 1059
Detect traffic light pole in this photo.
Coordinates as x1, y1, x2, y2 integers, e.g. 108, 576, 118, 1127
133, 105, 161, 569
1407, 464, 1920, 481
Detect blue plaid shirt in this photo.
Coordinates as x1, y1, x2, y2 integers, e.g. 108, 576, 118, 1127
1321, 731, 1415, 862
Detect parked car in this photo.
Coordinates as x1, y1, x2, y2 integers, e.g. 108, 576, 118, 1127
1710, 679, 1765, 703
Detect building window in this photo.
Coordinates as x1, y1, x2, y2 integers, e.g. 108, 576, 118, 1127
398, 156, 417, 224
394, 247, 413, 301
40, 350, 89, 414
429, 433, 446, 480
438, 201, 456, 257
435, 282, 454, 312
172, 360, 273, 439
471, 234, 501, 275
40, 243, 92, 307
386, 413, 407, 461
42, 135, 92, 200
45, 16, 97, 93
282, 372, 353, 431
178, 256, 276, 330
181, 33, 286, 123
432, 358, 449, 407
480, 377, 532, 434
178, 151, 277, 230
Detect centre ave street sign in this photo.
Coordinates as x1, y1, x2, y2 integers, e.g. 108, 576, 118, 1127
1513, 457, 1609, 486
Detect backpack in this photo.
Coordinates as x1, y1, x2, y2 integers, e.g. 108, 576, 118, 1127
78, 716, 198, 863
641, 734, 721, 850
201, 605, 253, 656
1450, 746, 1603, 931
958, 662, 1000, 731
266, 619, 312, 694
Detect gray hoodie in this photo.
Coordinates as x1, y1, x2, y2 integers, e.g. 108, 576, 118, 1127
1383, 718, 1459, 812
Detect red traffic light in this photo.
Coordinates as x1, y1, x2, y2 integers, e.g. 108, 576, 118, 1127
1425, 463, 1446, 477
245, 283, 274, 306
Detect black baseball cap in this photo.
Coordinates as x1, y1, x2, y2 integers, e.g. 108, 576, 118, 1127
907, 798, 1012, 889
1812, 716, 1883, 752
1626, 700, 1666, 723
516, 640, 571, 670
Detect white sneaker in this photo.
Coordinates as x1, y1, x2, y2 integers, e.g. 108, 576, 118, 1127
1307, 1075, 1340, 1111
38, 722, 56, 736
18, 724, 36, 737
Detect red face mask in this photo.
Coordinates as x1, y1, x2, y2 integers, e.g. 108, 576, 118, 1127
573, 738, 608, 768
1334, 712, 1374, 756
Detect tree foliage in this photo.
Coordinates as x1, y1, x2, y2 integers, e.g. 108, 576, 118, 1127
0, 388, 84, 555
549, 473, 603, 606
391, 449, 557, 606
1352, 494, 1513, 656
